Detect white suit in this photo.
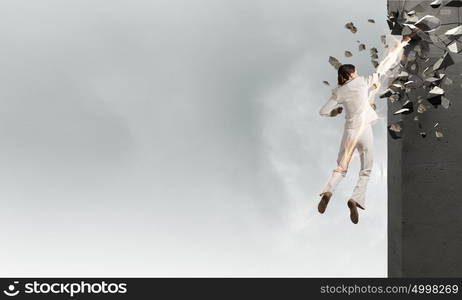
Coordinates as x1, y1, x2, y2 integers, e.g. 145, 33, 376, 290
319, 73, 379, 209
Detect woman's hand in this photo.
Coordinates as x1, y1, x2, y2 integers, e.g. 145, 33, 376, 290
330, 107, 343, 117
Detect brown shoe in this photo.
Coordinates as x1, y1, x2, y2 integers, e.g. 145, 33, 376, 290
318, 192, 332, 214
347, 199, 359, 224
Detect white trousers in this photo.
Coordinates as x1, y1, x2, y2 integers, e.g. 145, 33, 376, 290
321, 124, 374, 209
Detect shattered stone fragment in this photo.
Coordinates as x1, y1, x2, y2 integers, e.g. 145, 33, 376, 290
448, 40, 462, 53
323, 81, 330, 86
445, 25, 462, 36
370, 48, 378, 55
425, 76, 443, 84
403, 100, 414, 113
388, 122, 403, 139
433, 52, 455, 71
394, 100, 414, 115
359, 44, 366, 51
371, 53, 379, 60
435, 130, 444, 139
397, 71, 409, 80
409, 15, 441, 32
394, 108, 410, 115
381, 35, 387, 45
404, 80, 414, 86
329, 56, 342, 70
371, 60, 379, 68
368, 19, 375, 23
389, 94, 400, 103
344, 51, 353, 57
387, 19, 394, 30
414, 116, 419, 121
428, 96, 442, 107
442, 96, 451, 109
404, 11, 419, 23
345, 22, 358, 34
392, 82, 405, 90
380, 89, 394, 98
434, 122, 439, 128
417, 95, 424, 103
430, 0, 442, 8
417, 103, 427, 113
420, 132, 427, 138
429, 86, 445, 95
402, 26, 414, 36
391, 22, 404, 35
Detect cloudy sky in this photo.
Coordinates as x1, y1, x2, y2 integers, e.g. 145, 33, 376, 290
0, 0, 389, 277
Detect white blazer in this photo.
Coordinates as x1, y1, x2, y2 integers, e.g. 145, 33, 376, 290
320, 73, 379, 129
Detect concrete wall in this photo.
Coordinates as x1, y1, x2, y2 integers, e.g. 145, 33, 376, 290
388, 0, 462, 277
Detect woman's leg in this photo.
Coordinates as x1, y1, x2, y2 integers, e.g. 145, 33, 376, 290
349, 125, 374, 209
321, 128, 355, 195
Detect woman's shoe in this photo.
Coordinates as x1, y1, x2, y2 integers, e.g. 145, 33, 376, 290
347, 199, 359, 224
318, 192, 332, 214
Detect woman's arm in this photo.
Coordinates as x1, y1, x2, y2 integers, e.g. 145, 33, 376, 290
320, 88, 342, 117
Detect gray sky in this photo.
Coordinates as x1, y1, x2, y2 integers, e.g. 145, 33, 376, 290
0, 0, 389, 277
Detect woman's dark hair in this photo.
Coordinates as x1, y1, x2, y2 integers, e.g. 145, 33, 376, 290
337, 64, 356, 85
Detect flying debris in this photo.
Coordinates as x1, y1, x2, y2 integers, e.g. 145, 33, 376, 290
435, 130, 444, 139
370, 47, 378, 55
368, 19, 375, 23
432, 52, 455, 71
404, 11, 419, 23
427, 86, 445, 108
344, 51, 353, 57
397, 71, 409, 80
381, 35, 387, 45
323, 81, 330, 86
425, 76, 443, 84
420, 132, 427, 138
328, 56, 342, 70
430, 0, 442, 8
359, 44, 366, 51
391, 22, 404, 35
389, 94, 400, 103
448, 40, 462, 53
380, 89, 394, 98
345, 22, 358, 33
394, 108, 410, 115
406, 15, 441, 32
429, 86, 445, 95
393, 100, 414, 115
388, 122, 403, 139
445, 25, 462, 36
371, 60, 379, 68
442, 96, 451, 109
417, 104, 427, 113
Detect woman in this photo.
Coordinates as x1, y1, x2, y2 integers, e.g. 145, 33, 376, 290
317, 36, 410, 224
318, 64, 378, 224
